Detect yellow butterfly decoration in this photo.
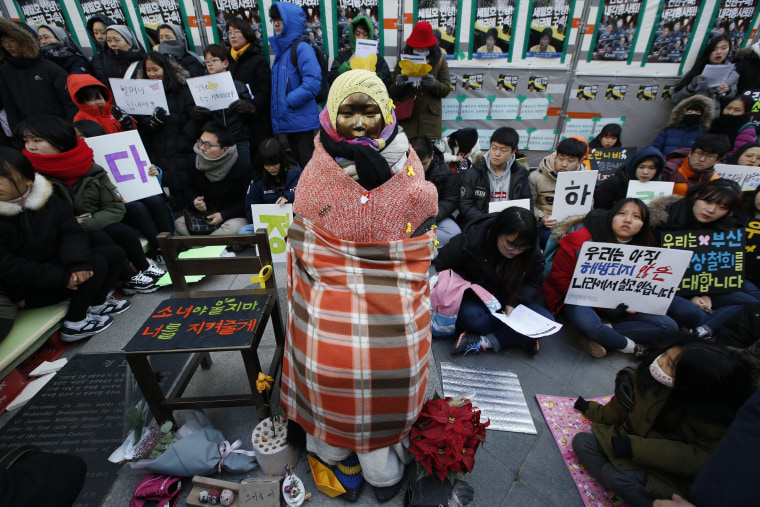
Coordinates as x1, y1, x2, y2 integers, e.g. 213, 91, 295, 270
399, 59, 432, 78
350, 53, 377, 72
208, 82, 218, 90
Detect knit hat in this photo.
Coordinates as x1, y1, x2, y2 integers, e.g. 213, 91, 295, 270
407, 21, 437, 48
327, 69, 393, 129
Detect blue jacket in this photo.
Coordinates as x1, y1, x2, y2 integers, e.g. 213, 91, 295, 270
269, 2, 321, 134
244, 161, 302, 221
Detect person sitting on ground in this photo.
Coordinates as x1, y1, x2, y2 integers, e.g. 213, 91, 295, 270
92, 25, 145, 86
152, 23, 205, 77
726, 142, 760, 166
588, 123, 622, 150
174, 122, 250, 236
328, 14, 391, 87
435, 206, 552, 356
594, 146, 665, 210
67, 73, 135, 134
0, 147, 129, 342
650, 95, 714, 155
573, 340, 754, 507
708, 95, 757, 158
37, 24, 91, 75
662, 134, 729, 196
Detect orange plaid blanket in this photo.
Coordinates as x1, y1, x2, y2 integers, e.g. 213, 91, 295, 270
280, 216, 434, 453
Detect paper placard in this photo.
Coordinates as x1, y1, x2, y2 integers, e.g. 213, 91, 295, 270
626, 180, 675, 203
84, 130, 162, 202
186, 71, 239, 111
565, 242, 693, 314
109, 78, 170, 115
489, 199, 531, 214
588, 147, 637, 182
701, 64, 733, 87
492, 305, 561, 338
460, 98, 491, 120
250, 204, 293, 263
519, 98, 549, 119
745, 219, 760, 281
355, 38, 378, 58
527, 130, 556, 151
551, 170, 598, 221
490, 98, 520, 120
715, 164, 760, 191
563, 119, 594, 139
442, 98, 460, 120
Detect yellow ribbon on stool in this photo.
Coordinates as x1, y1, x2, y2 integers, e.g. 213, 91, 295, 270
250, 265, 272, 289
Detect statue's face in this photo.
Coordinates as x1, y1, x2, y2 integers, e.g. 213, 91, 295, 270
336, 93, 385, 140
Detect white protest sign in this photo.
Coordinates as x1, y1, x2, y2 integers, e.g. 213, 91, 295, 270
250, 203, 293, 263
715, 164, 760, 191
355, 38, 378, 58
626, 181, 675, 203
551, 170, 598, 222
492, 305, 562, 338
564, 242, 693, 315
489, 199, 531, 214
186, 71, 239, 111
84, 130, 162, 202
109, 78, 170, 116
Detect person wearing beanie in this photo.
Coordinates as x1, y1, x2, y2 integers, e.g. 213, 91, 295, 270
91, 25, 146, 87
281, 69, 437, 503
152, 23, 205, 77
650, 95, 714, 155
389, 21, 451, 140
328, 14, 392, 88
37, 24, 91, 75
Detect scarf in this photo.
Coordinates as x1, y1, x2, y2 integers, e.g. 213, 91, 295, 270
230, 43, 250, 61
194, 143, 238, 182
159, 40, 186, 59
23, 138, 94, 186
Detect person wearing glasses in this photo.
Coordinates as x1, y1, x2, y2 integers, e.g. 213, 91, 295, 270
434, 206, 552, 356
662, 134, 729, 196
173, 122, 249, 236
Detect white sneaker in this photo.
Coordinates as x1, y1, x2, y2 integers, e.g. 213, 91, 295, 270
143, 259, 166, 280
61, 314, 113, 342
123, 271, 159, 294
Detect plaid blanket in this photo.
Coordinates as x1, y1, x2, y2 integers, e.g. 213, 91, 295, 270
280, 216, 434, 453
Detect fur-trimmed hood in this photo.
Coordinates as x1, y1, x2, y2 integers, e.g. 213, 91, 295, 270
0, 18, 39, 61
136, 58, 190, 85
667, 94, 714, 130
647, 194, 682, 229
0, 173, 52, 216
550, 214, 586, 241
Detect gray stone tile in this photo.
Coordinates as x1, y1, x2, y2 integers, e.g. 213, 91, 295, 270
519, 430, 582, 505
481, 428, 538, 473
502, 480, 556, 507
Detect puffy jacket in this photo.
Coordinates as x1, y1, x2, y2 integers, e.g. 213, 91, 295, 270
269, 2, 321, 134
244, 160, 302, 221
328, 15, 391, 88
38, 25, 91, 75
529, 154, 559, 222
68, 73, 132, 134
662, 149, 719, 196
227, 43, 273, 143
650, 95, 714, 155
593, 146, 666, 210
47, 164, 126, 231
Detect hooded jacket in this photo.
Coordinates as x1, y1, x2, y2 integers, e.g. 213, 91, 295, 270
68, 73, 131, 134
0, 19, 78, 129
38, 25, 91, 75
328, 15, 391, 88
529, 153, 561, 222
91, 25, 146, 87
593, 146, 666, 210
651, 95, 714, 155
0, 174, 92, 303
86, 14, 116, 54
244, 160, 302, 221
226, 35, 273, 144
425, 149, 459, 222
663, 149, 720, 196
155, 23, 205, 77
269, 2, 321, 134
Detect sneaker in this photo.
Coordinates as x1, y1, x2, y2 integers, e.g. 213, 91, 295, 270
633, 344, 648, 358
90, 297, 132, 316
123, 271, 159, 294
451, 332, 486, 356
61, 314, 113, 342
142, 259, 166, 280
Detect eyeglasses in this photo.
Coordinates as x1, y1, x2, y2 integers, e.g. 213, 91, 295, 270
227, 29, 243, 36
205, 58, 222, 66
501, 238, 530, 253
691, 149, 719, 161
197, 139, 221, 149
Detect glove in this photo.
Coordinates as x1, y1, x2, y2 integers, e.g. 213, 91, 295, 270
111, 105, 132, 130
448, 480, 475, 506
614, 368, 635, 412
395, 74, 409, 86
611, 436, 633, 459
229, 99, 256, 115
189, 106, 211, 122
574, 396, 589, 413
686, 75, 707, 92
149, 107, 167, 129
421, 74, 436, 88
598, 303, 629, 321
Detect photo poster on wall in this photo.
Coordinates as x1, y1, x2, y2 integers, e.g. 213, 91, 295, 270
523, 0, 571, 60
708, 0, 759, 59
288, 0, 328, 55
336, 0, 382, 56
470, 0, 513, 60
14, 0, 75, 36
642, 0, 698, 65
79, 0, 130, 26
130, 0, 193, 50
414, 0, 458, 59
588, 0, 643, 64
213, 0, 263, 46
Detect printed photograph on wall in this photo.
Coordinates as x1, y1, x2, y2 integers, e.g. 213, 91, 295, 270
15, 0, 72, 31
525, 0, 570, 58
415, 0, 458, 57
637, 84, 658, 100
528, 75, 549, 91
80, 0, 129, 25
471, 0, 513, 59
213, 0, 263, 44
709, 0, 758, 57
337, 0, 380, 54
464, 73, 485, 89
576, 84, 598, 100
591, 0, 642, 62
605, 84, 627, 99
290, 0, 328, 51
644, 0, 698, 64
497, 74, 518, 91
135, 0, 183, 30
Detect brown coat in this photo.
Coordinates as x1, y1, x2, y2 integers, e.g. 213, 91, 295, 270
390, 56, 451, 140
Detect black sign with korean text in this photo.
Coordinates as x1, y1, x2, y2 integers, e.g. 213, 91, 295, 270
588, 146, 637, 182
745, 219, 760, 281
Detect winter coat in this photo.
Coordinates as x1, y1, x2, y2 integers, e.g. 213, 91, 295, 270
650, 95, 714, 155
458, 151, 531, 226
86, 14, 116, 55
185, 154, 253, 221
208, 79, 255, 142
227, 43, 273, 143
47, 164, 126, 232
244, 161, 302, 221
91, 37, 145, 88
529, 154, 560, 222
269, 2, 321, 135
593, 146, 666, 210
0, 174, 92, 303
390, 54, 451, 139
328, 15, 391, 88
434, 214, 547, 309
662, 149, 719, 196
155, 24, 205, 77
425, 150, 459, 222
672, 63, 739, 116
541, 215, 590, 314
68, 73, 131, 134
38, 24, 91, 75
0, 19, 77, 130
646, 193, 737, 245
733, 46, 760, 93
583, 369, 731, 503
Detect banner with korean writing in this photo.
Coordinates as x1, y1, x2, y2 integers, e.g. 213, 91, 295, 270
565, 242, 693, 314
214, 0, 262, 39
135, 0, 183, 30
289, 0, 327, 53
79, 0, 129, 26
84, 130, 162, 202
336, 0, 380, 53
710, 0, 758, 59
525, 0, 570, 58
626, 181, 674, 203
16, 0, 72, 31
661, 229, 744, 296
187, 72, 239, 110
551, 170, 598, 222
471, 0, 512, 59
110, 78, 170, 116
715, 164, 760, 191
590, 0, 642, 63
744, 90, 760, 129
416, 0, 458, 58
644, 0, 698, 64
587, 147, 637, 182
745, 219, 760, 282
250, 204, 293, 263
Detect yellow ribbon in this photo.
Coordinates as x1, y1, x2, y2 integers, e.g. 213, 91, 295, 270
407, 165, 415, 176
250, 265, 272, 289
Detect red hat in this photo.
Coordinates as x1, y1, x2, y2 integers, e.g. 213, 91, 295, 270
407, 21, 438, 48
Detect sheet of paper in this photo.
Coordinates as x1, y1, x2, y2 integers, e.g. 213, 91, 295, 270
186, 71, 239, 111
626, 180, 675, 203
489, 199, 531, 213
491, 305, 562, 338
109, 78, 170, 116
355, 38, 378, 58
701, 64, 733, 86
715, 164, 760, 191
154, 245, 227, 286
551, 170, 598, 222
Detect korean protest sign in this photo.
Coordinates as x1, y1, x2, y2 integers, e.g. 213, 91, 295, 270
417, 0, 459, 58
745, 219, 760, 282
110, 78, 170, 116
471, 0, 512, 59
591, 0, 643, 62
661, 229, 744, 296
250, 204, 293, 263
564, 242, 693, 315
525, 0, 570, 58
16, 0, 72, 31
84, 130, 162, 202
587, 147, 637, 182
744, 90, 760, 129
186, 72, 240, 111
710, 0, 757, 58
715, 164, 760, 191
79, 0, 129, 25
626, 181, 675, 204
136, 0, 183, 30
644, 0, 697, 64
551, 170, 598, 222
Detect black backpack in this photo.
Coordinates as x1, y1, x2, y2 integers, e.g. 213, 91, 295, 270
289, 40, 329, 104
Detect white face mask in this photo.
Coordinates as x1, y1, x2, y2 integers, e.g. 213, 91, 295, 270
649, 354, 675, 388
413, 48, 429, 56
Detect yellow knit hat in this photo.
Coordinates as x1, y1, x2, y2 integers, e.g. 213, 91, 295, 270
327, 69, 393, 129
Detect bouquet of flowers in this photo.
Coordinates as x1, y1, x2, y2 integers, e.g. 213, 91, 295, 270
409, 394, 490, 484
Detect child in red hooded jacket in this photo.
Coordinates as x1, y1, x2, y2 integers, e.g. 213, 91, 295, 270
67, 73, 134, 134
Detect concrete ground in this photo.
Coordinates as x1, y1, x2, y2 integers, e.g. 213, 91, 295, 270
0, 256, 635, 506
